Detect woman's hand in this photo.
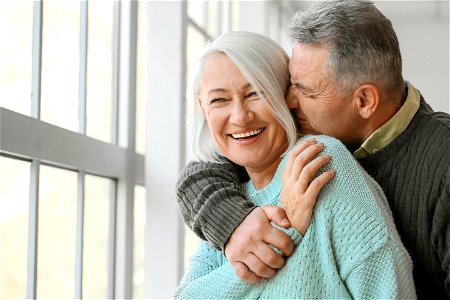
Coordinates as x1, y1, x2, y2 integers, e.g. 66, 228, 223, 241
280, 139, 335, 235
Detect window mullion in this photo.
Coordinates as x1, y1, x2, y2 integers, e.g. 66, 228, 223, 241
111, 2, 121, 145
26, 160, 40, 299
27, 1, 43, 298
75, 3, 88, 294
74, 171, 85, 299
79, 1, 88, 135
107, 180, 118, 299
114, 1, 138, 297
31, 1, 42, 119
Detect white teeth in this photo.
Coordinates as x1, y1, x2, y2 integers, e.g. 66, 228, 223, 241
231, 128, 263, 139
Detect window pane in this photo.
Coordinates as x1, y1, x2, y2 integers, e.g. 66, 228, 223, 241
136, 1, 148, 155
0, 1, 33, 115
184, 227, 200, 272
188, 1, 207, 28
82, 175, 114, 299
0, 157, 30, 299
86, 1, 113, 143
207, 2, 219, 37
37, 165, 77, 298
133, 185, 146, 299
185, 25, 207, 160
41, 1, 80, 132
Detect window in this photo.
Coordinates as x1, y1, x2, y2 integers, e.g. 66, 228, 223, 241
0, 1, 144, 298
183, 1, 236, 270
0, 157, 30, 299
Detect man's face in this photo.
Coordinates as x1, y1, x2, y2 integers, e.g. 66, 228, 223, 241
287, 43, 361, 148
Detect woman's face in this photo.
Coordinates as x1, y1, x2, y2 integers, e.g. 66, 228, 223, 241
198, 53, 288, 172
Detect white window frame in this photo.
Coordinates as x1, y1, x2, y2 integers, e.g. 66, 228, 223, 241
0, 1, 144, 298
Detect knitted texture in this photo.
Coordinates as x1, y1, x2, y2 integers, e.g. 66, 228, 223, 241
177, 159, 256, 251
358, 97, 450, 299
174, 136, 416, 299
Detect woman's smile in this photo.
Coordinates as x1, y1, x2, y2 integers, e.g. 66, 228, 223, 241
229, 127, 265, 144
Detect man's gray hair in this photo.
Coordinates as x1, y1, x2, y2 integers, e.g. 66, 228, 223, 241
190, 31, 297, 163
289, 0, 403, 95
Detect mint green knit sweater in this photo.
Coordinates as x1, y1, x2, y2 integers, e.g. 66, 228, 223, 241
174, 135, 416, 299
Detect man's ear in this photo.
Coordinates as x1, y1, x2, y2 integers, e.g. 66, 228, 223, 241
353, 84, 380, 119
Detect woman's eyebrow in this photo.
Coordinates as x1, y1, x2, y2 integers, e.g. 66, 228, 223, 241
207, 83, 253, 96
207, 88, 228, 96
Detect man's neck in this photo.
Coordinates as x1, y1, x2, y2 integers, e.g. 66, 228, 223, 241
361, 88, 406, 143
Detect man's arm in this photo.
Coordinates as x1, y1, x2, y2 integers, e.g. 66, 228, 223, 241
176, 159, 255, 251
177, 159, 294, 283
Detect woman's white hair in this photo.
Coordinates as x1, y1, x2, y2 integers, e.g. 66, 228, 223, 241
190, 31, 297, 163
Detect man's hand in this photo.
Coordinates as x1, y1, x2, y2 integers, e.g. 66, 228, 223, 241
224, 205, 294, 284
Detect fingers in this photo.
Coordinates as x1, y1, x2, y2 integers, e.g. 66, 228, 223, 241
306, 169, 336, 200
224, 207, 292, 282
298, 154, 330, 186
253, 242, 286, 269
290, 142, 325, 181
231, 261, 264, 284
260, 205, 290, 228
284, 138, 317, 176
262, 226, 294, 257
242, 252, 277, 278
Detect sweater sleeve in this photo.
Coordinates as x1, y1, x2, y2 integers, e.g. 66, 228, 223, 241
344, 240, 416, 299
173, 242, 262, 299
432, 166, 450, 297
176, 160, 256, 251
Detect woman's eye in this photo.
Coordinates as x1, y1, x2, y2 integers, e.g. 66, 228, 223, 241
247, 91, 263, 99
209, 98, 227, 106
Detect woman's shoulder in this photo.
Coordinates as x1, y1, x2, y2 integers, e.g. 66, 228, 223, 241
299, 134, 348, 151
296, 135, 354, 165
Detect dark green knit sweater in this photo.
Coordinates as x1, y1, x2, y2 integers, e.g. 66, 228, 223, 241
358, 98, 450, 299
176, 98, 450, 299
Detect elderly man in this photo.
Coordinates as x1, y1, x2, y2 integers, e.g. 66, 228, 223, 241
177, 0, 450, 298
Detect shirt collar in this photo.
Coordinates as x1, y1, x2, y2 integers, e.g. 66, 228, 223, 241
354, 81, 421, 159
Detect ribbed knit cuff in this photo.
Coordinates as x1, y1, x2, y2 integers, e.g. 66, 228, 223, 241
272, 223, 303, 247
202, 197, 257, 252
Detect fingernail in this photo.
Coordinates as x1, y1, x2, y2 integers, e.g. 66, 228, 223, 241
282, 218, 290, 226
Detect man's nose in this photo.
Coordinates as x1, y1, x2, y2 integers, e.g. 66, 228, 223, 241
286, 87, 299, 109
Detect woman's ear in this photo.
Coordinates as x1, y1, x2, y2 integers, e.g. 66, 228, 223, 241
353, 84, 380, 119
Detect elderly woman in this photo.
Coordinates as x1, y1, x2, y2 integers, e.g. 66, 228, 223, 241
174, 31, 415, 299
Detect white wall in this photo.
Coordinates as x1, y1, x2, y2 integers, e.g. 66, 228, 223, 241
377, 1, 449, 113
